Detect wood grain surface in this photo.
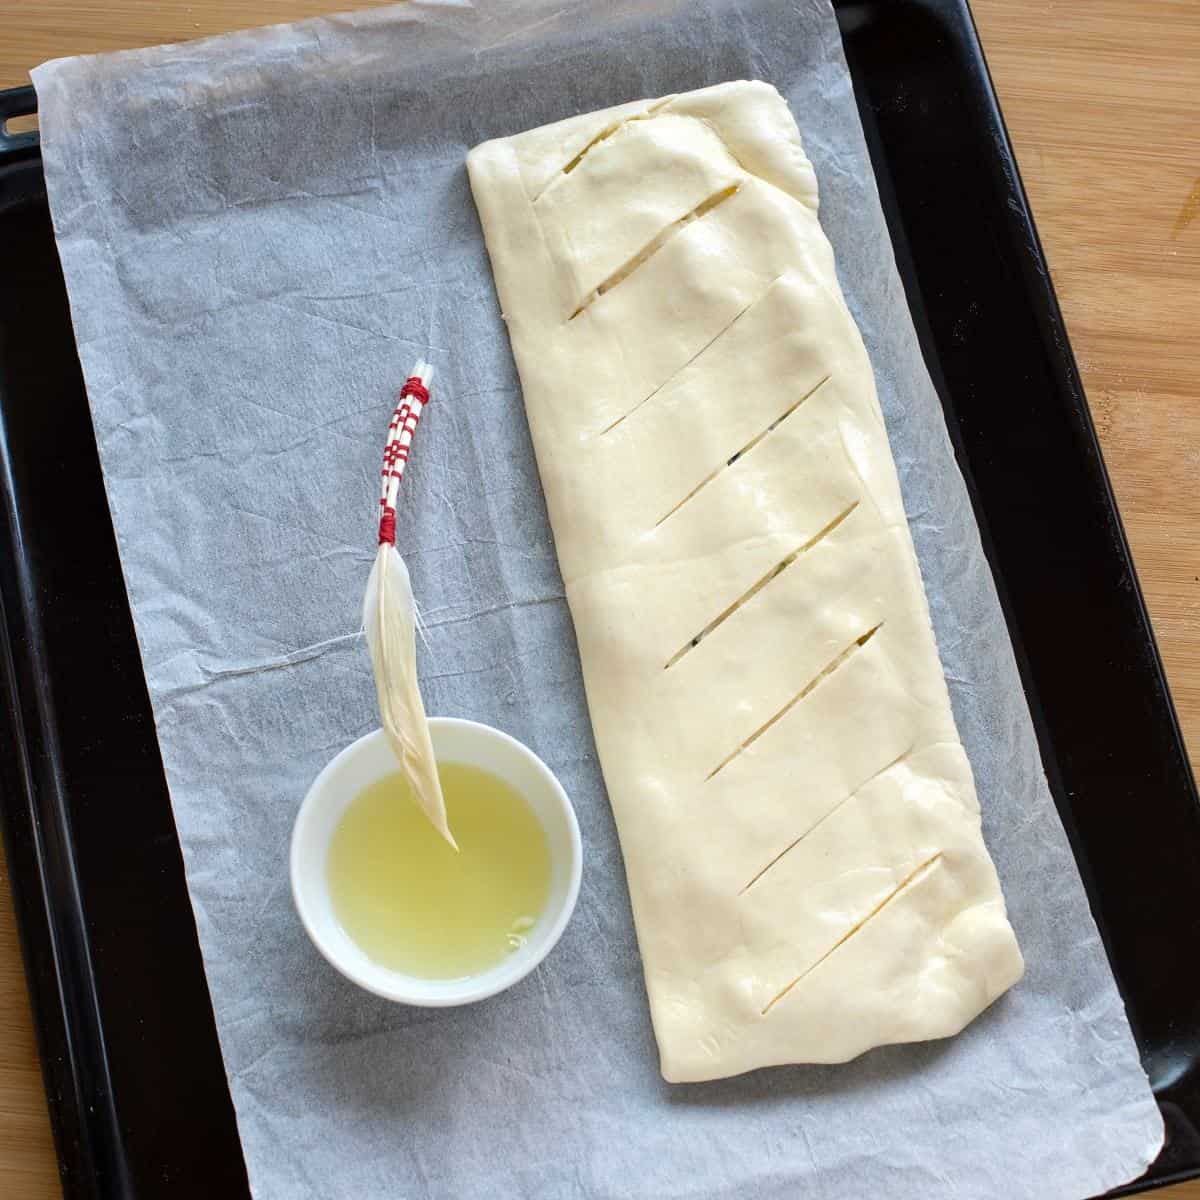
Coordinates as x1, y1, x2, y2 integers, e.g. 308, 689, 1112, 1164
1, 1, 1197, 1196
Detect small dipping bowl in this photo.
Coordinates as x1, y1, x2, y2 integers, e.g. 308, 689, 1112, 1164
291, 718, 582, 1006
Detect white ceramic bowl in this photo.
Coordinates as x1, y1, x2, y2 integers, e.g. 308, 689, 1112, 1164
291, 718, 582, 1006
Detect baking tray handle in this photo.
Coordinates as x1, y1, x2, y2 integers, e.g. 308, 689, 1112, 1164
0, 85, 39, 159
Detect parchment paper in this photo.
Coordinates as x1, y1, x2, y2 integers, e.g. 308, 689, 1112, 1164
32, 1, 1163, 1196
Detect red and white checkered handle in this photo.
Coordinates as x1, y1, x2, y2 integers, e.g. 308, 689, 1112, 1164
378, 360, 433, 546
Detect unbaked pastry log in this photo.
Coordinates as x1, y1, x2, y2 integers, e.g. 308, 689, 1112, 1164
468, 80, 1023, 1083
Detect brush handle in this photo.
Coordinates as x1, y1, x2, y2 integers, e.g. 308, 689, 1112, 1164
378, 363, 432, 546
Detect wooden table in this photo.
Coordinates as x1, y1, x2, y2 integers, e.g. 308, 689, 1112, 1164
1, 1, 1197, 1195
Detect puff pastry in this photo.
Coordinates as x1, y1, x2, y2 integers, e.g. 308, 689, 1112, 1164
468, 81, 1023, 1082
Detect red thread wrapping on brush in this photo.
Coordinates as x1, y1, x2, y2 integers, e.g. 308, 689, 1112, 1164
378, 507, 397, 546
400, 376, 429, 406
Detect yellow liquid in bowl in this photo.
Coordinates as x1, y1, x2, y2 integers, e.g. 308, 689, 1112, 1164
326, 762, 552, 979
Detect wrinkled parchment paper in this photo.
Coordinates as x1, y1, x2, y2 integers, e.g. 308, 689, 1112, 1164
33, 1, 1163, 1196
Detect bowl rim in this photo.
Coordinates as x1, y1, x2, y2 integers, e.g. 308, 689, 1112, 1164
290, 718, 583, 1006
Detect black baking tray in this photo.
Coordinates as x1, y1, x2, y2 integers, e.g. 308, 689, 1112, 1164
2, 1, 1198, 1196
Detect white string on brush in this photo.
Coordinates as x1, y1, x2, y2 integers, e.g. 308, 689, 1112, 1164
363, 360, 456, 848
